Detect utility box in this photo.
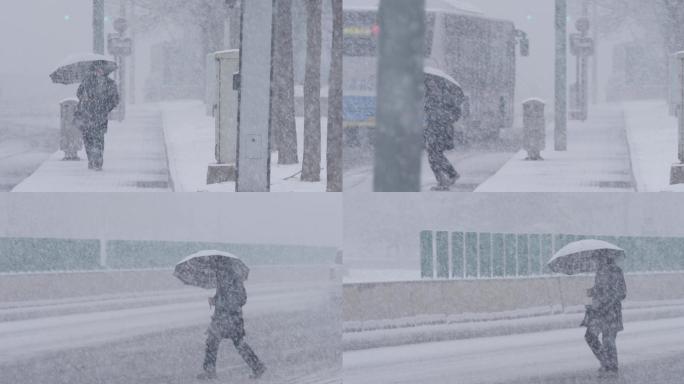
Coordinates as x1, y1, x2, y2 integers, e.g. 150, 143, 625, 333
522, 98, 546, 161
59, 98, 82, 160
671, 52, 684, 184
207, 50, 240, 184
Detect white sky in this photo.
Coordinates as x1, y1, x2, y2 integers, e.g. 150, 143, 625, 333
0, 0, 93, 76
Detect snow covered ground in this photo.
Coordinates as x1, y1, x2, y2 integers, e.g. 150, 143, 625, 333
343, 269, 420, 284
0, 101, 58, 191
343, 141, 516, 192
158, 100, 328, 192
476, 104, 635, 192
344, 315, 684, 384
621, 100, 684, 192
0, 281, 341, 384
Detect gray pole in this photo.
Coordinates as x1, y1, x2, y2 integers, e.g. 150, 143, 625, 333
591, 0, 598, 104
129, 0, 136, 104
373, 0, 425, 192
555, 0, 567, 151
93, 0, 105, 54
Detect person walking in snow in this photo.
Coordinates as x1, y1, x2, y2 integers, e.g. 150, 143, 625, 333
424, 76, 463, 191
197, 265, 266, 380
581, 251, 626, 376
75, 62, 119, 171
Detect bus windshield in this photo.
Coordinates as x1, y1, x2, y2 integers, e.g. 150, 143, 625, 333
343, 11, 435, 57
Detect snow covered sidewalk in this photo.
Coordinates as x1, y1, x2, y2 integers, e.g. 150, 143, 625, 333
621, 100, 684, 192
158, 100, 328, 192
11, 105, 170, 192
476, 104, 635, 192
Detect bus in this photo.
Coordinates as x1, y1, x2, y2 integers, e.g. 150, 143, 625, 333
343, 0, 529, 145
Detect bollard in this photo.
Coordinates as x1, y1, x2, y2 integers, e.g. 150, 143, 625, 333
670, 51, 684, 184
522, 98, 546, 161
59, 98, 82, 161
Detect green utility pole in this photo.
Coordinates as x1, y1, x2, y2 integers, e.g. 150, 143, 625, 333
93, 0, 105, 54
373, 0, 425, 192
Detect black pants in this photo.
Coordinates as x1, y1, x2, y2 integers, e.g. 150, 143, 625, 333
82, 128, 106, 169
203, 323, 263, 374
427, 144, 458, 186
585, 327, 618, 370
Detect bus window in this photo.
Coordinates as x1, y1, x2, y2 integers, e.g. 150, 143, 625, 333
343, 11, 436, 58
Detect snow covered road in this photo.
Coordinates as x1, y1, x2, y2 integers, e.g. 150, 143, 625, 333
0, 282, 341, 384
344, 316, 684, 384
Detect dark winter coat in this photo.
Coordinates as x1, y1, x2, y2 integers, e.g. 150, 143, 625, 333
424, 84, 464, 152
210, 279, 247, 340
75, 74, 119, 131
581, 264, 626, 332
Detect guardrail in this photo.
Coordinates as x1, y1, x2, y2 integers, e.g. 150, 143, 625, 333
420, 230, 684, 279
0, 265, 338, 303
344, 271, 684, 323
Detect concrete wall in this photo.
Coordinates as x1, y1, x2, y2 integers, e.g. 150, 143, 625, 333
343, 272, 684, 322
0, 265, 336, 303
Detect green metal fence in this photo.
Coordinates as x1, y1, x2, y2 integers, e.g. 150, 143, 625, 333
0, 237, 101, 273
105, 240, 337, 269
420, 230, 684, 279
0, 237, 337, 273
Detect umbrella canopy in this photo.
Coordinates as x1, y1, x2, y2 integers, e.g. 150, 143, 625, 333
424, 66, 463, 98
50, 53, 117, 85
174, 250, 249, 289
547, 239, 625, 275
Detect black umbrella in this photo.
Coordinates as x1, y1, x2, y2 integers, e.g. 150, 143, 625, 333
174, 250, 249, 289
424, 66, 463, 100
50, 53, 117, 85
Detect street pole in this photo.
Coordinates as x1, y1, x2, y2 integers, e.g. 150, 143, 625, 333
591, 0, 598, 104
373, 0, 425, 192
555, 0, 568, 151
119, 2, 126, 119
235, 0, 275, 192
129, 0, 136, 105
670, 52, 684, 184
93, 0, 105, 54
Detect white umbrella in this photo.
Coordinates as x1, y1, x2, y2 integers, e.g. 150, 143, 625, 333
547, 239, 625, 275
174, 250, 249, 289
50, 53, 117, 85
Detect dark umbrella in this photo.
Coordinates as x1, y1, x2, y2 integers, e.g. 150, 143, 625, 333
50, 53, 117, 85
174, 250, 249, 289
424, 66, 463, 99
547, 239, 625, 275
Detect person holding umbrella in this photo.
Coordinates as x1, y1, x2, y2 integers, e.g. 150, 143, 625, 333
424, 67, 464, 191
174, 251, 266, 380
582, 250, 627, 376
75, 61, 119, 171
548, 240, 627, 377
